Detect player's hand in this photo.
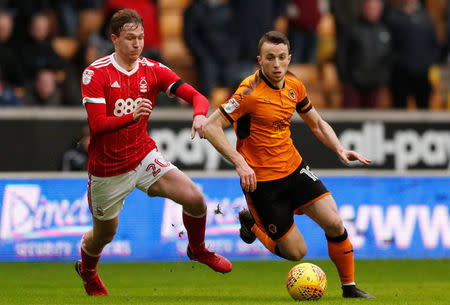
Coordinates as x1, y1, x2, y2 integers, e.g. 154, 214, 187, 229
191, 115, 206, 139
133, 99, 152, 122
338, 149, 371, 165
237, 163, 257, 193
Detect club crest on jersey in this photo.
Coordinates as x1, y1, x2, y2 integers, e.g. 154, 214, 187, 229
82, 69, 94, 85
289, 89, 296, 101
224, 98, 240, 114
139, 77, 148, 93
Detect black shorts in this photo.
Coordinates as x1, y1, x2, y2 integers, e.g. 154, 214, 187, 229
244, 160, 330, 241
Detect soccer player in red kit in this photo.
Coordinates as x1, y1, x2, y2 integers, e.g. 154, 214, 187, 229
75, 9, 232, 296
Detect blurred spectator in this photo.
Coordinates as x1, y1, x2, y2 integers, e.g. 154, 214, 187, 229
61, 125, 89, 171
0, 0, 51, 42
25, 69, 61, 106
287, 0, 321, 63
0, 10, 25, 104
0, 71, 22, 105
88, 10, 115, 57
230, 0, 289, 81
184, 0, 236, 98
340, 0, 392, 108
330, 0, 359, 81
103, 0, 163, 61
62, 43, 101, 106
385, 0, 439, 109
53, 0, 102, 37
19, 12, 65, 85
0, 10, 13, 43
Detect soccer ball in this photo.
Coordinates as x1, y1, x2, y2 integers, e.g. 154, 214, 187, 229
286, 263, 327, 301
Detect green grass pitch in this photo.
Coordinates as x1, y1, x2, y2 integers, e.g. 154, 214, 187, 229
0, 259, 449, 304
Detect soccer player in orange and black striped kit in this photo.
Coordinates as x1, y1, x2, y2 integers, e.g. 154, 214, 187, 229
203, 31, 375, 298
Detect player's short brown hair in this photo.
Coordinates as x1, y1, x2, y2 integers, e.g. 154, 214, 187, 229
109, 9, 143, 36
258, 31, 290, 55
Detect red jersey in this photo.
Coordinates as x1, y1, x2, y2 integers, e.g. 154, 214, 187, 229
81, 54, 180, 177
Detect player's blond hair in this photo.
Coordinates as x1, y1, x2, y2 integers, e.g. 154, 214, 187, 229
109, 9, 143, 36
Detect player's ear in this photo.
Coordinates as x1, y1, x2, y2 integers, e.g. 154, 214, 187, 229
288, 54, 292, 64
257, 55, 262, 65
111, 33, 118, 44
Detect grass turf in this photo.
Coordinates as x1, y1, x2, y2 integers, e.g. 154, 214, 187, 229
0, 259, 449, 304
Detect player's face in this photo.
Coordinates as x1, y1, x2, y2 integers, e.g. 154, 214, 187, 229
258, 42, 291, 88
112, 23, 144, 63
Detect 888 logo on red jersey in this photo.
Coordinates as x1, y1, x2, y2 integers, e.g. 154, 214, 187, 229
114, 97, 151, 116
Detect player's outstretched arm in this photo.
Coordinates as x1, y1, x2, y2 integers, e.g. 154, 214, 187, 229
299, 108, 371, 165
170, 82, 209, 139
337, 150, 371, 165
204, 111, 257, 192
191, 114, 206, 139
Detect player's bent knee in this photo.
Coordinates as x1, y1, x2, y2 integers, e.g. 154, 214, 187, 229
286, 248, 307, 261
181, 186, 206, 215
295, 247, 307, 261
323, 217, 344, 236
94, 229, 117, 247
282, 244, 307, 261
191, 188, 205, 205
98, 234, 115, 246
185, 184, 205, 206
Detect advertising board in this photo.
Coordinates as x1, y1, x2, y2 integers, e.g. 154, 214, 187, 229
0, 176, 448, 261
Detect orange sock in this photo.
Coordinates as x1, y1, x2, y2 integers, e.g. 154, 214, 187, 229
252, 224, 277, 255
327, 229, 355, 285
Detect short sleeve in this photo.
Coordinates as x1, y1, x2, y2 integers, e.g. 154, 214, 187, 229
81, 67, 106, 105
154, 62, 181, 96
218, 85, 251, 123
295, 80, 312, 114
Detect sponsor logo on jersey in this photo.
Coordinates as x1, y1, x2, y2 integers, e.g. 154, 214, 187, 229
113, 97, 152, 117
111, 81, 120, 88
272, 118, 289, 132
224, 98, 240, 114
139, 77, 148, 93
82, 69, 94, 85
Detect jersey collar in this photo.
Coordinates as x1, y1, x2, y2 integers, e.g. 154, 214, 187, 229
111, 53, 140, 76
259, 70, 285, 90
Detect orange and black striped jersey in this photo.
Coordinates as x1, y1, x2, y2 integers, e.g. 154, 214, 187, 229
219, 70, 312, 182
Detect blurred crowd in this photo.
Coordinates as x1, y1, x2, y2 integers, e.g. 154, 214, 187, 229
0, 0, 448, 110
